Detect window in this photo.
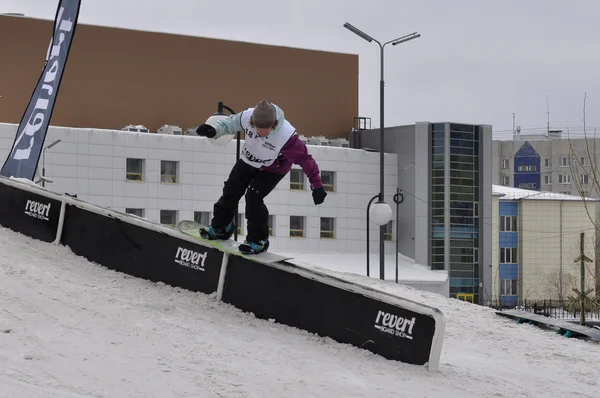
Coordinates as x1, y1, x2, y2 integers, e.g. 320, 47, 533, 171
544, 175, 552, 185
126, 158, 144, 181
161, 160, 178, 183
125, 208, 145, 218
517, 165, 537, 172
474, 202, 479, 217
500, 216, 517, 232
384, 221, 392, 241
290, 169, 305, 191
320, 217, 335, 239
518, 182, 536, 189
501, 159, 509, 169
268, 215, 275, 237
501, 176, 510, 186
558, 174, 571, 184
474, 248, 479, 263
559, 157, 569, 167
581, 157, 587, 166
544, 158, 551, 168
160, 210, 177, 227
290, 216, 305, 238
501, 279, 518, 295
581, 174, 589, 184
321, 171, 336, 192
236, 213, 244, 235
194, 211, 211, 226
500, 247, 518, 263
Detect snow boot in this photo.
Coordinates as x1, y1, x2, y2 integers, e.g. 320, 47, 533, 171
199, 223, 234, 240
238, 239, 269, 255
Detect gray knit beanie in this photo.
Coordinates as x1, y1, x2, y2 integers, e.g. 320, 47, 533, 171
252, 100, 277, 128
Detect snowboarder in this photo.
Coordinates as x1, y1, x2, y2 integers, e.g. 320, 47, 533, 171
195, 100, 327, 254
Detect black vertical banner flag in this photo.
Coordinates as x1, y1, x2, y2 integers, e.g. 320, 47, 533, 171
0, 0, 81, 180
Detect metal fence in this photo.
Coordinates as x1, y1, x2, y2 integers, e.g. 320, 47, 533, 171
489, 299, 600, 320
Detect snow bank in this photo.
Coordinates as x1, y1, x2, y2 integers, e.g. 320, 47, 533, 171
1, 226, 598, 397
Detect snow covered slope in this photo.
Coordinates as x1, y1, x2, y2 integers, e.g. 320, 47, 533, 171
1, 226, 599, 398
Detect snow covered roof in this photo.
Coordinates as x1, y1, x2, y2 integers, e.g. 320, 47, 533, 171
492, 185, 599, 202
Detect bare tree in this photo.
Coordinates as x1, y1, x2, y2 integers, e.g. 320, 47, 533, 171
545, 271, 577, 302
567, 93, 600, 297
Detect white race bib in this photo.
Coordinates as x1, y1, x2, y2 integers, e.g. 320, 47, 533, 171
239, 109, 296, 168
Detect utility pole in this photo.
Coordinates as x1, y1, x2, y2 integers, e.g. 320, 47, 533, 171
512, 113, 516, 140
546, 95, 550, 134
573, 232, 593, 325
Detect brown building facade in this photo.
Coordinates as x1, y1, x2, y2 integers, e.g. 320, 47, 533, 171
0, 15, 358, 138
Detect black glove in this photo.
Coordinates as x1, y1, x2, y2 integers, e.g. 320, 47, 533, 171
312, 186, 327, 205
196, 124, 216, 138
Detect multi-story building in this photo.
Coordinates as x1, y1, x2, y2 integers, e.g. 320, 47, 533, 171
491, 184, 598, 305
493, 131, 599, 198
0, 122, 399, 256
351, 122, 493, 304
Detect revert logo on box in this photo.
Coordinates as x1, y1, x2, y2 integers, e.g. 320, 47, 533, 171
374, 310, 416, 340
174, 247, 207, 271
24, 199, 51, 221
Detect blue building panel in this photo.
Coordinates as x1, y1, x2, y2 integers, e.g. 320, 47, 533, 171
499, 201, 519, 217
514, 141, 540, 190
499, 232, 519, 248
514, 141, 538, 157
498, 201, 519, 305
500, 295, 519, 307
499, 263, 519, 279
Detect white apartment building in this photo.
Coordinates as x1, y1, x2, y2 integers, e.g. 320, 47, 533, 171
493, 131, 600, 198
0, 122, 399, 255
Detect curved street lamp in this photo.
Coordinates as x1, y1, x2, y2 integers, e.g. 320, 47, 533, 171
40, 139, 61, 187
344, 22, 420, 280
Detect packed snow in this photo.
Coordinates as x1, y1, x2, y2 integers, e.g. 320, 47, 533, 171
1, 226, 599, 398
280, 251, 448, 282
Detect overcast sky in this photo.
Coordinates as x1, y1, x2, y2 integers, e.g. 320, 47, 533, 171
2, 0, 599, 139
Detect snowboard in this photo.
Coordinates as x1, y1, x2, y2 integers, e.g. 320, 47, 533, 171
177, 220, 293, 264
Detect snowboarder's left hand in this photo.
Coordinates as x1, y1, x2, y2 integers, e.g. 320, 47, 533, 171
196, 124, 216, 138
312, 186, 327, 205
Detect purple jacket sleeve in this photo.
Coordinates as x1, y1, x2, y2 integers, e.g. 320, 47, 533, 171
280, 135, 323, 189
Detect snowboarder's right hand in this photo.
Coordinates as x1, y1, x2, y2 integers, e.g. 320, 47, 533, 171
196, 124, 217, 138
312, 186, 327, 205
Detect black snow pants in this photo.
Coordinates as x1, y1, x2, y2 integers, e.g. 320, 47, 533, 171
211, 159, 285, 243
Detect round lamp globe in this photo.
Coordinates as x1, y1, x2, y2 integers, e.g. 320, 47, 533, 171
369, 201, 392, 226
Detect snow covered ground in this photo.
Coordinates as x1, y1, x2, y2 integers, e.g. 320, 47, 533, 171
280, 251, 449, 295
1, 226, 599, 398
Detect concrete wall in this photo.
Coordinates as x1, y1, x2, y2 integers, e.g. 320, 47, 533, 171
519, 200, 596, 301
0, 122, 398, 255
352, 123, 430, 265
414, 123, 431, 267
0, 15, 358, 139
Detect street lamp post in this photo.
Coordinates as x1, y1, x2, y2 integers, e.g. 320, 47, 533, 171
366, 193, 380, 277
344, 22, 420, 280
41, 139, 61, 187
